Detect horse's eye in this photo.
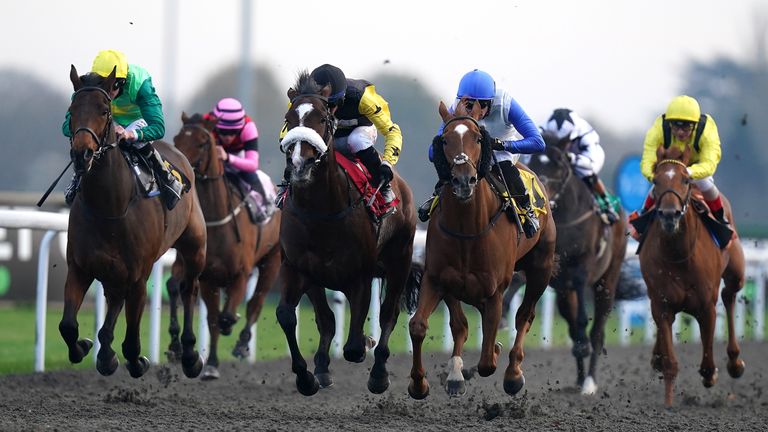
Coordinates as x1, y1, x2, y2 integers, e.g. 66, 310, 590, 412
652, 179, 657, 185
683, 177, 690, 185
102, 110, 109, 116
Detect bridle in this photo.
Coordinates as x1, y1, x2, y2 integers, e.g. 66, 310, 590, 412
539, 145, 573, 208
441, 115, 481, 176
281, 93, 337, 158
69, 86, 117, 173
654, 159, 692, 216
181, 123, 222, 181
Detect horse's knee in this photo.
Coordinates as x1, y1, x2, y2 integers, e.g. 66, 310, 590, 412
58, 319, 78, 343
409, 318, 428, 341
276, 304, 297, 329
166, 277, 180, 297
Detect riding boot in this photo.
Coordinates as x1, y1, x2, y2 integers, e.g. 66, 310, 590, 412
583, 174, 619, 225
356, 147, 396, 206
711, 208, 730, 225
417, 181, 443, 222
275, 166, 291, 209
500, 161, 539, 238
64, 172, 81, 206
141, 145, 183, 210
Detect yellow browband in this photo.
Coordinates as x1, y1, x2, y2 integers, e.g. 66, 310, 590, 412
657, 159, 687, 169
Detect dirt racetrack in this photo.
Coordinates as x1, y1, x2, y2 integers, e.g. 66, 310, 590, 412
1, 342, 766, 431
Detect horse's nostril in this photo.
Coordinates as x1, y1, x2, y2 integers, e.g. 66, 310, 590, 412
451, 178, 461, 187
469, 176, 478, 185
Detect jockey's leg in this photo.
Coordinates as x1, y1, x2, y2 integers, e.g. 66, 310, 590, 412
417, 181, 444, 222
241, 170, 267, 200
695, 177, 729, 225
275, 165, 291, 208
355, 146, 395, 205
499, 160, 538, 238
138, 143, 182, 210
628, 187, 656, 240
582, 174, 619, 224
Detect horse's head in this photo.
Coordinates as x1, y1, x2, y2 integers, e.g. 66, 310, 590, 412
174, 112, 219, 178
652, 144, 693, 233
528, 131, 574, 206
434, 99, 493, 201
67, 65, 117, 175
280, 70, 336, 186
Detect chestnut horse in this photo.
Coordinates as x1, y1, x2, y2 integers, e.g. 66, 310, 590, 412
60, 66, 207, 378
408, 101, 556, 399
640, 144, 745, 406
521, 131, 627, 395
166, 113, 282, 379
276, 71, 416, 396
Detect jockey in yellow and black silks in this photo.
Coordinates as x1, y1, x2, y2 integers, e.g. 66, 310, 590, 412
629, 95, 727, 237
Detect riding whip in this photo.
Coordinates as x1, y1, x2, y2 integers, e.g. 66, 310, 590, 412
37, 160, 73, 207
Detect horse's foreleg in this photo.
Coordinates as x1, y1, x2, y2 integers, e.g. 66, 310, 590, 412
504, 274, 547, 396
585, 277, 618, 395
275, 264, 317, 396
342, 281, 372, 364
234, 250, 281, 360
200, 281, 222, 380
555, 286, 588, 386
96, 287, 125, 376
477, 291, 503, 378
179, 275, 204, 379
695, 302, 718, 387
122, 280, 150, 378
408, 276, 443, 400
166, 275, 183, 362
306, 286, 335, 388
653, 308, 678, 406
220, 274, 246, 337
721, 270, 746, 378
59, 267, 94, 364
445, 296, 468, 397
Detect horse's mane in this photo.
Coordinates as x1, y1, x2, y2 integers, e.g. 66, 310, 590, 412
79, 72, 106, 87
185, 113, 205, 124
292, 70, 323, 96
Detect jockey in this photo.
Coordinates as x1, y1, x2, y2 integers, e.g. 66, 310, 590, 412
204, 98, 269, 208
276, 64, 403, 211
542, 108, 620, 225
630, 95, 727, 234
420, 69, 545, 238
62, 49, 183, 210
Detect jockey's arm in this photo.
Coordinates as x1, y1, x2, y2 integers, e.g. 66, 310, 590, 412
687, 115, 722, 180
359, 85, 402, 165
640, 117, 664, 182
502, 98, 544, 154
134, 78, 165, 142
228, 122, 260, 172
62, 111, 73, 138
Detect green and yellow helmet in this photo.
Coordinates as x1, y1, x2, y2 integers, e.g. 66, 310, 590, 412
665, 95, 701, 123
91, 50, 128, 79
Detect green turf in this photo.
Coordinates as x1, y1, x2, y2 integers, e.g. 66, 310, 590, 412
0, 286, 764, 375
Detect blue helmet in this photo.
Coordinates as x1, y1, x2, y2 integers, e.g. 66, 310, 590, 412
457, 69, 496, 100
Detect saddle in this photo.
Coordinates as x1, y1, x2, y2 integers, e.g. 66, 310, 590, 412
120, 147, 189, 200
485, 169, 548, 221
335, 153, 399, 221
224, 171, 276, 225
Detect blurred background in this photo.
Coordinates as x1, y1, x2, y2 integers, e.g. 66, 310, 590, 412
1, 0, 767, 301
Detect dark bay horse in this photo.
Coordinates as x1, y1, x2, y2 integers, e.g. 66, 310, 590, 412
167, 113, 282, 379
60, 65, 207, 378
408, 101, 556, 399
640, 144, 745, 406
276, 71, 417, 396
521, 131, 627, 395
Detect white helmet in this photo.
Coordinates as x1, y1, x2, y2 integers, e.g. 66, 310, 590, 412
544, 108, 581, 141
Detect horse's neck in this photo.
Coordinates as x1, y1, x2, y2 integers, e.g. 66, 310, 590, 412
80, 149, 134, 216
440, 180, 498, 230
196, 163, 233, 220
554, 174, 593, 221
293, 149, 351, 212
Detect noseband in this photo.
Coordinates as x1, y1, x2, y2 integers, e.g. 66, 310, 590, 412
281, 94, 337, 157
442, 116, 481, 174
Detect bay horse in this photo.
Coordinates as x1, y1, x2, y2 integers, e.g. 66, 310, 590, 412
166, 113, 282, 379
60, 65, 207, 378
408, 101, 556, 399
520, 131, 627, 395
276, 71, 417, 396
641, 144, 745, 406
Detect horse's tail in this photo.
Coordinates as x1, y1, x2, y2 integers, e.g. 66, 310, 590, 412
401, 263, 423, 314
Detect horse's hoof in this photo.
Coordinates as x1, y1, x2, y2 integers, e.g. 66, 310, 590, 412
445, 379, 467, 397
727, 359, 745, 378
343, 347, 366, 363
503, 374, 526, 396
701, 367, 718, 388
70, 339, 94, 363
96, 354, 119, 376
231, 341, 250, 360
580, 376, 598, 395
182, 353, 204, 378
200, 364, 220, 381
572, 341, 591, 359
316, 372, 334, 388
296, 371, 319, 396
367, 373, 390, 394
165, 349, 182, 363
126, 356, 150, 378
651, 354, 663, 372
408, 378, 430, 400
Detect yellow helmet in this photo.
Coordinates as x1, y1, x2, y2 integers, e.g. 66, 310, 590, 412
665, 95, 701, 123
91, 50, 128, 79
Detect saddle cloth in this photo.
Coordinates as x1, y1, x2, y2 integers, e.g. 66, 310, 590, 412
120, 148, 188, 198
335, 153, 400, 219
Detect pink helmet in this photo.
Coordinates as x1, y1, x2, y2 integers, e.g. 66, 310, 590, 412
213, 98, 246, 129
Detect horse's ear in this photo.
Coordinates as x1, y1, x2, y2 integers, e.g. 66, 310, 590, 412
287, 87, 297, 101
319, 84, 332, 99
655, 144, 666, 162
102, 66, 117, 92
203, 114, 218, 130
69, 65, 82, 91
438, 101, 451, 122
454, 97, 468, 116
181, 111, 189, 123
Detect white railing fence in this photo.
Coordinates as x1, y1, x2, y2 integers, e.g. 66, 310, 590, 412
1, 210, 766, 373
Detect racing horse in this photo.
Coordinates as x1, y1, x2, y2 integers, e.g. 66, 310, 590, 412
408, 100, 556, 399
60, 65, 206, 378
519, 131, 627, 395
276, 71, 417, 395
166, 113, 282, 379
640, 144, 745, 406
